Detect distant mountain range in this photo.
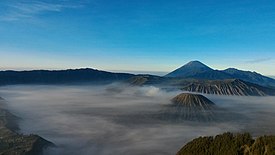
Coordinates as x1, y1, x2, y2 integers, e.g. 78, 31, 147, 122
223, 68, 275, 87
165, 61, 275, 87
1, 61, 275, 96
0, 68, 133, 85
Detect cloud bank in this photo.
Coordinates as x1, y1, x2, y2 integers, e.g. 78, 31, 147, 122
0, 84, 275, 155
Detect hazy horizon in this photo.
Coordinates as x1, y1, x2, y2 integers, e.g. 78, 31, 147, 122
0, 61, 274, 77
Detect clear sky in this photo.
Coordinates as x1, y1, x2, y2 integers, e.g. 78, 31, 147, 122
0, 0, 275, 75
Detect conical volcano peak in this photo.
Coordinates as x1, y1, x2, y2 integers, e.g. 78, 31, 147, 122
185, 60, 210, 68
165, 61, 213, 77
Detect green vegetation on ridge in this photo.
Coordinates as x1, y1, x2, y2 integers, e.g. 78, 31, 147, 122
177, 132, 275, 155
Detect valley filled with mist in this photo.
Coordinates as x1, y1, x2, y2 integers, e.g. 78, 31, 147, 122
1, 84, 275, 155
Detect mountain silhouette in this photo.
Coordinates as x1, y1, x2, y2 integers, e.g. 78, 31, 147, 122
223, 68, 275, 87
165, 61, 275, 87
0, 61, 275, 88
0, 68, 134, 85
165, 61, 213, 77
165, 61, 232, 80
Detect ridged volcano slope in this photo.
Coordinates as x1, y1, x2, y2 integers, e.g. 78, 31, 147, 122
171, 93, 215, 108
182, 79, 275, 96
161, 93, 216, 122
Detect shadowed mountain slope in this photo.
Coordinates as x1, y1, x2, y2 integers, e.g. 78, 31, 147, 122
223, 68, 275, 87
0, 98, 53, 155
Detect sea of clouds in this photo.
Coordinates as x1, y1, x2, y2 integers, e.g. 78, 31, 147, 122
0, 84, 275, 155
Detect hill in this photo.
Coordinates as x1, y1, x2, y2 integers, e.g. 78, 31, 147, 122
176, 132, 275, 155
171, 93, 215, 108
126, 75, 165, 86
161, 93, 216, 122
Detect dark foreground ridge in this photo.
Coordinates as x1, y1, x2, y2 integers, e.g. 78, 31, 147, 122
0, 97, 53, 155
176, 132, 275, 155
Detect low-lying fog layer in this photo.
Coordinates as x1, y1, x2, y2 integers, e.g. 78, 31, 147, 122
0, 84, 275, 155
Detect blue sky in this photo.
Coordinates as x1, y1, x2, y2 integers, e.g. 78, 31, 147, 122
0, 0, 275, 75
